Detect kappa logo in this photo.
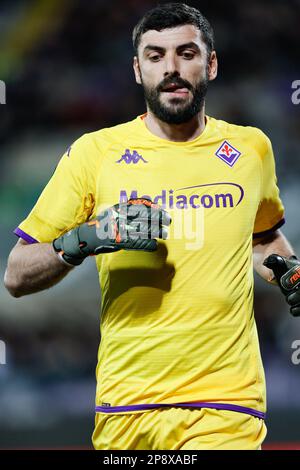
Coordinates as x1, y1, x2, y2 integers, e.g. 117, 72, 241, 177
116, 149, 148, 164
215, 141, 241, 167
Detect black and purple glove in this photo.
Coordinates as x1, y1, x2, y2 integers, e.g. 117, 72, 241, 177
53, 198, 171, 266
263, 254, 300, 317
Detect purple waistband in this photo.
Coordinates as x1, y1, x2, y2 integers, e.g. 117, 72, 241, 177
95, 402, 265, 419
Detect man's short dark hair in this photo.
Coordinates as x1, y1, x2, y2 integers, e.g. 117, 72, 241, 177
132, 3, 215, 57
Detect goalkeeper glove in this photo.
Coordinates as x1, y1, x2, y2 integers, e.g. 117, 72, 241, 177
53, 198, 171, 266
263, 254, 300, 317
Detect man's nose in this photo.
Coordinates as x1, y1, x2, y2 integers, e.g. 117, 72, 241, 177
163, 54, 179, 77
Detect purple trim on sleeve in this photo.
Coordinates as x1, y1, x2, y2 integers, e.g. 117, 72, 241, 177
253, 218, 285, 239
95, 402, 265, 420
13, 227, 39, 244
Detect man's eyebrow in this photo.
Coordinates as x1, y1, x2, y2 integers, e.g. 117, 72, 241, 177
176, 42, 200, 52
143, 42, 201, 55
143, 45, 166, 54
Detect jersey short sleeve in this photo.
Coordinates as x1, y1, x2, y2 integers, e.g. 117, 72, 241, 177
253, 131, 285, 238
14, 135, 96, 244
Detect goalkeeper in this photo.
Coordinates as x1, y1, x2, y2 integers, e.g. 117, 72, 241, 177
4, 2, 300, 451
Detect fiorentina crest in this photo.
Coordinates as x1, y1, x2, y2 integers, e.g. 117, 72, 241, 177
215, 141, 241, 167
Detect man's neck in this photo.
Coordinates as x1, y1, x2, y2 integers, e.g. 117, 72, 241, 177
143, 107, 206, 142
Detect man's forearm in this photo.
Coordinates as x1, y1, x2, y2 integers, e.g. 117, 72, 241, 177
4, 242, 73, 297
253, 229, 296, 283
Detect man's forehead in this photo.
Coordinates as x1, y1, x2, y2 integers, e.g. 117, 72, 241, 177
139, 25, 204, 51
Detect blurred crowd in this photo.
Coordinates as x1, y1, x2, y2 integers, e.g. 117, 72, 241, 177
0, 0, 299, 144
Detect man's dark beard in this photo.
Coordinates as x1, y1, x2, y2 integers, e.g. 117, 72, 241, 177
142, 74, 209, 124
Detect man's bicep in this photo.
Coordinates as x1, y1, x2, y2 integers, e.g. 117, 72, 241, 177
252, 230, 279, 249
8, 237, 29, 259
17, 238, 29, 246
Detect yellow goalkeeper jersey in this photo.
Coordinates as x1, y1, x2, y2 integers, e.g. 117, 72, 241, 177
14, 114, 285, 419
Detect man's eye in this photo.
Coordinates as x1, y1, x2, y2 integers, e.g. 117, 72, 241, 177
149, 55, 161, 62
182, 52, 195, 59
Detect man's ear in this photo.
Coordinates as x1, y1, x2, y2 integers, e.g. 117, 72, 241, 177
133, 56, 142, 85
207, 50, 218, 82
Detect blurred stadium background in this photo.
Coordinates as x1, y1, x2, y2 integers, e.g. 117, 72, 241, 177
0, 0, 300, 450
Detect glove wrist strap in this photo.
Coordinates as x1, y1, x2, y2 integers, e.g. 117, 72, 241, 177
54, 250, 76, 268
52, 239, 83, 266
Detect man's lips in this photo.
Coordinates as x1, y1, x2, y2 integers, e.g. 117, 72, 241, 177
160, 83, 190, 96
